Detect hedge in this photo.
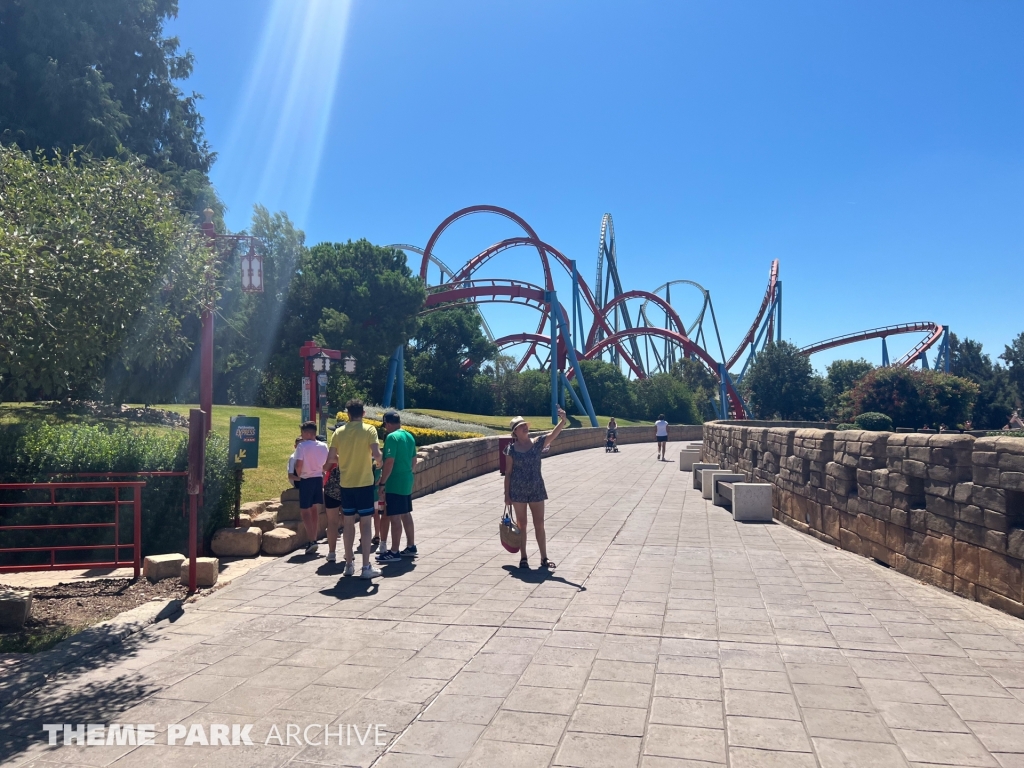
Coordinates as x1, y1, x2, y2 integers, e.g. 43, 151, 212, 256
0, 424, 233, 568
335, 413, 479, 446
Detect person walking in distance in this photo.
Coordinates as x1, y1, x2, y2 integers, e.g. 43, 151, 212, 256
375, 411, 418, 563
655, 413, 669, 461
293, 422, 328, 556
504, 406, 567, 570
325, 400, 383, 579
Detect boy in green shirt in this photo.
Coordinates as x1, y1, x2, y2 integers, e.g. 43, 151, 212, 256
375, 411, 418, 562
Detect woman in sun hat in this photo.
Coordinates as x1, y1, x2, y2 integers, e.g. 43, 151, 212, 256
503, 406, 567, 570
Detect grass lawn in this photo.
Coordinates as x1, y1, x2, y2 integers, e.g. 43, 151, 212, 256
159, 405, 301, 504
408, 409, 652, 429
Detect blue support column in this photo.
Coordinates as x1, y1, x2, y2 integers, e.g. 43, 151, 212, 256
550, 298, 559, 424
882, 337, 890, 367
942, 325, 950, 373
559, 370, 582, 414
397, 345, 405, 410
718, 364, 729, 419
920, 351, 930, 370
549, 296, 598, 427
382, 347, 400, 407
775, 280, 783, 343
571, 260, 580, 352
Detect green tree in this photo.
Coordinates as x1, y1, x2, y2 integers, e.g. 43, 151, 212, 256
846, 367, 978, 429
824, 358, 873, 418
631, 373, 698, 423
950, 334, 1015, 430
493, 366, 552, 417
673, 357, 721, 421
1002, 332, 1024, 409
407, 306, 497, 412
0, 146, 209, 401
741, 341, 825, 420
271, 241, 425, 405
569, 359, 635, 418
0, 0, 216, 213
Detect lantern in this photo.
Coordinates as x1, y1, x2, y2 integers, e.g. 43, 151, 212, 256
343, 355, 356, 374
240, 242, 264, 293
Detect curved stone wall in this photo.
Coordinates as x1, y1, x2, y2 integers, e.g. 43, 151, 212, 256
703, 422, 1024, 617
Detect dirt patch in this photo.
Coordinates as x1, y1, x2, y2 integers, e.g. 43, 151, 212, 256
0, 577, 209, 653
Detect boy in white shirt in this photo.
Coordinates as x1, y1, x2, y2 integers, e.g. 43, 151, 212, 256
292, 421, 329, 556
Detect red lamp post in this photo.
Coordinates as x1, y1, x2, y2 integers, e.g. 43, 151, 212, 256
198, 208, 264, 432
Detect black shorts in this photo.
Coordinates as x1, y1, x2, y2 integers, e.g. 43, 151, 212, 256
340, 485, 375, 517
656, 435, 668, 442
384, 493, 413, 516
324, 493, 341, 510
298, 477, 324, 508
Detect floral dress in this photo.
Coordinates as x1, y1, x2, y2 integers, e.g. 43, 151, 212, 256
506, 436, 548, 503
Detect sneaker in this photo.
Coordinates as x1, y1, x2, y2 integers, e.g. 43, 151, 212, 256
343, 561, 355, 577
399, 545, 418, 558
326, 551, 336, 563
305, 542, 318, 556
361, 564, 382, 579
376, 550, 397, 563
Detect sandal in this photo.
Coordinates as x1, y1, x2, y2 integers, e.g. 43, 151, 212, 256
519, 558, 529, 569
541, 558, 556, 570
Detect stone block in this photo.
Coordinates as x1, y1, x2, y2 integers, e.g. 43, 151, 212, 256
984, 510, 1009, 533
144, 553, 185, 582
974, 486, 1006, 513
954, 540, 981, 582
976, 585, 1024, 619
732, 483, 773, 522
679, 449, 702, 471
1009, 529, 1024, 560
978, 549, 1023, 601
240, 500, 268, 517
904, 531, 953, 573
954, 482, 974, 503
903, 460, 927, 478
956, 504, 985, 526
277, 500, 302, 522
974, 451, 999, 467
955, 520, 988, 548
250, 511, 277, 532
885, 523, 906, 553
180, 557, 219, 587
999, 454, 1024, 472
692, 464, 719, 490
986, 530, 1008, 554
973, 466, 1001, 487
0, 589, 32, 629
1001, 472, 1024, 492
709, 472, 746, 504
262, 526, 301, 556
281, 487, 299, 503
210, 526, 263, 557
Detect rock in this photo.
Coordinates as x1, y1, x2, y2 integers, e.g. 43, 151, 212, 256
237, 513, 252, 527
179, 557, 219, 587
250, 511, 277, 533
144, 553, 185, 582
281, 487, 299, 503
277, 500, 302, 522
0, 589, 31, 629
240, 500, 268, 517
262, 527, 301, 555
278, 521, 311, 546
210, 526, 263, 557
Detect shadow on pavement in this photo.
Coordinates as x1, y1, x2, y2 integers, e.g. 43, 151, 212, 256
501, 565, 586, 591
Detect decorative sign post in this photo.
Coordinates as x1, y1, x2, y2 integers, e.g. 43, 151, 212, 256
187, 409, 206, 595
298, 342, 355, 440
229, 416, 260, 528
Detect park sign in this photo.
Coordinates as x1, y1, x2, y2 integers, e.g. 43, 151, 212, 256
229, 416, 260, 469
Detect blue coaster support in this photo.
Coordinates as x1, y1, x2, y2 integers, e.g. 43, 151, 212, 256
881, 337, 890, 367
547, 291, 598, 427
382, 345, 400, 408
397, 345, 405, 410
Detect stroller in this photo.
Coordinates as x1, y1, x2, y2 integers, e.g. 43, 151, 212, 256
605, 428, 619, 452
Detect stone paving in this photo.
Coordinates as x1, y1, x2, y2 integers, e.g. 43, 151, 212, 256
5, 442, 1024, 767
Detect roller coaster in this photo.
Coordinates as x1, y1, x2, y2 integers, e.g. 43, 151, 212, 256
383, 205, 951, 424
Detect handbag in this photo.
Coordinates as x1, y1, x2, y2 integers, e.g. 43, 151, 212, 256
324, 466, 342, 501
499, 505, 521, 553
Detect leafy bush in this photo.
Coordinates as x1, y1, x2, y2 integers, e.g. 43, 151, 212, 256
854, 412, 894, 432
0, 425, 232, 567
836, 423, 857, 431
990, 430, 1024, 438
845, 367, 978, 429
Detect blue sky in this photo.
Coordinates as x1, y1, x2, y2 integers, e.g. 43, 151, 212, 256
169, 0, 1023, 372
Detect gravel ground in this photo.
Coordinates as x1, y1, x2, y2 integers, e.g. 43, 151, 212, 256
0, 577, 206, 653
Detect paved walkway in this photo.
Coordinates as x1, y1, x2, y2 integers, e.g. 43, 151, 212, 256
5, 442, 1024, 767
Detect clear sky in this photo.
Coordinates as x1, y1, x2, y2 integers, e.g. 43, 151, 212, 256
168, 0, 1023, 372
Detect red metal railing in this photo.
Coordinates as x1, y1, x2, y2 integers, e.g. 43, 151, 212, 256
0, 481, 146, 577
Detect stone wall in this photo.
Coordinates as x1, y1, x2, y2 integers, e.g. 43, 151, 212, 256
703, 423, 1024, 616
412, 424, 702, 498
